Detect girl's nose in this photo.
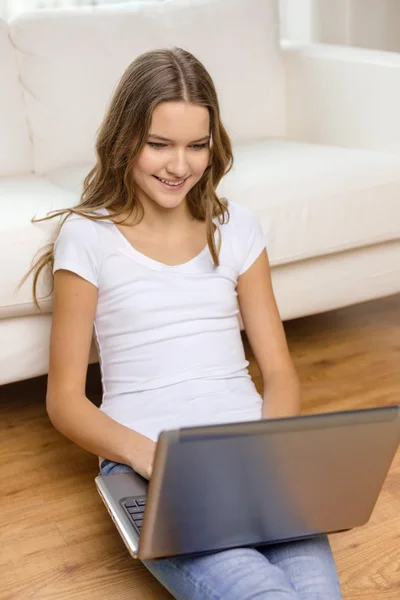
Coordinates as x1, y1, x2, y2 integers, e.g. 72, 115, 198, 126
166, 149, 189, 178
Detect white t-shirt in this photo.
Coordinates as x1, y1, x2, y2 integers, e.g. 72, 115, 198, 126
53, 200, 268, 442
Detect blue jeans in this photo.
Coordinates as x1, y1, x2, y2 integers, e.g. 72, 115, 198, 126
100, 460, 343, 599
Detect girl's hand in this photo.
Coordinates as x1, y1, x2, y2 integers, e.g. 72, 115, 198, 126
129, 436, 157, 480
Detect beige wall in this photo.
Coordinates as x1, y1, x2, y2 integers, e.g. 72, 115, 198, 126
282, 0, 400, 53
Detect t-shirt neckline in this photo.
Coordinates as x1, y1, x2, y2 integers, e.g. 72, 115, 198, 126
97, 206, 215, 272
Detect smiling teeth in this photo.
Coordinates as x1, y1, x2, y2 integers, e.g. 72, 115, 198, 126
159, 178, 184, 186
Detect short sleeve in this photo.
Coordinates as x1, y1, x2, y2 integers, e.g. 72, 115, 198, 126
53, 215, 101, 287
230, 202, 268, 275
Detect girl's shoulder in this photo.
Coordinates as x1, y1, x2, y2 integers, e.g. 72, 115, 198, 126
53, 210, 109, 259
219, 199, 268, 275
53, 210, 106, 288
220, 198, 263, 235
56, 208, 109, 238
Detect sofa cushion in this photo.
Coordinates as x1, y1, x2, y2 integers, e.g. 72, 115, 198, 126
218, 140, 400, 264
8, 0, 286, 174
0, 20, 32, 176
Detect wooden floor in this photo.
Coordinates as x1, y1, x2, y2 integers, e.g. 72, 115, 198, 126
1, 294, 399, 599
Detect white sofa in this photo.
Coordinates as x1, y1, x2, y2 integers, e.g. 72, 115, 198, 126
1, 0, 400, 387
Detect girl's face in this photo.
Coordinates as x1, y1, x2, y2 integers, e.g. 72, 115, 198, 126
132, 101, 211, 212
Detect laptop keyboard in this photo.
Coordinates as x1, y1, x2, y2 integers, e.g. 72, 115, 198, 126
120, 496, 147, 535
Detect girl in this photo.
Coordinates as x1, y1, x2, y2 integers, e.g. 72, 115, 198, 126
24, 47, 342, 599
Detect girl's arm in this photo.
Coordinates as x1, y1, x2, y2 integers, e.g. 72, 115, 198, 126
47, 270, 156, 479
237, 249, 301, 419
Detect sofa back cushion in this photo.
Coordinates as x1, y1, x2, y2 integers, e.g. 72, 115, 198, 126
9, 0, 286, 174
0, 20, 33, 176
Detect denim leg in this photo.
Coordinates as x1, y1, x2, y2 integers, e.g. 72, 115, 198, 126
145, 537, 343, 600
258, 536, 343, 600
99, 459, 134, 476
98, 462, 341, 599
143, 548, 299, 600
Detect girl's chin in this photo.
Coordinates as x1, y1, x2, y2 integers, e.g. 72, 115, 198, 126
154, 198, 186, 210
146, 190, 187, 209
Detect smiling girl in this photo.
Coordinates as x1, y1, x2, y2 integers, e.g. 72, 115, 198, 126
23, 47, 342, 599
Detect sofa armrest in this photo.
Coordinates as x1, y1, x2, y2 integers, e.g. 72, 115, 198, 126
282, 41, 400, 154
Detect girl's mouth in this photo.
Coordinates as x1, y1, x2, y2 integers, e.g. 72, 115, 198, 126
153, 176, 188, 191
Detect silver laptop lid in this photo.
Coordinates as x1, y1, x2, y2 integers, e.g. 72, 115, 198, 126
138, 405, 400, 559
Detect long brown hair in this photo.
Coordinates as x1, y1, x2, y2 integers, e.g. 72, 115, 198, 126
20, 47, 234, 310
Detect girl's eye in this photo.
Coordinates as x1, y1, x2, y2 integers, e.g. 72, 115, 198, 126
147, 142, 208, 150
148, 142, 167, 149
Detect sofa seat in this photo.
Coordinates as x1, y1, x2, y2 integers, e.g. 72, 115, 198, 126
218, 140, 400, 265
1, 175, 75, 319
3, 140, 400, 321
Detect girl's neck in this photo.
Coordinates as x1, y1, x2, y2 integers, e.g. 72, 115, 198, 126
118, 196, 196, 235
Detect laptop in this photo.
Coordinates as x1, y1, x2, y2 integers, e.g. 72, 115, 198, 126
95, 405, 400, 560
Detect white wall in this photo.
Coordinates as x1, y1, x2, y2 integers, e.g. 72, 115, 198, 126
279, 0, 313, 42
